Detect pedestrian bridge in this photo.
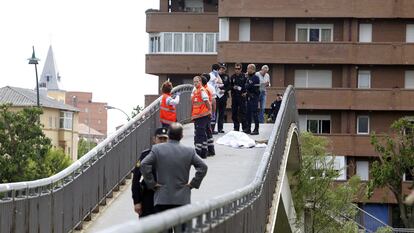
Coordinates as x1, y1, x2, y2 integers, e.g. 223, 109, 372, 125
0, 85, 301, 233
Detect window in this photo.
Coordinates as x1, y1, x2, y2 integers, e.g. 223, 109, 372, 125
68, 147, 71, 157
219, 18, 229, 41
358, 71, 371, 88
163, 33, 173, 52
357, 115, 370, 134
46, 75, 50, 82
406, 24, 414, 42
49, 116, 53, 128
299, 115, 331, 134
149, 35, 160, 53
294, 70, 332, 88
184, 33, 194, 52
173, 33, 183, 52
296, 24, 333, 42
149, 32, 218, 54
184, 0, 203, 12
239, 18, 251, 42
403, 168, 413, 181
60, 111, 73, 130
356, 161, 369, 181
205, 33, 215, 52
195, 33, 204, 52
359, 24, 372, 42
405, 71, 414, 89
324, 156, 346, 180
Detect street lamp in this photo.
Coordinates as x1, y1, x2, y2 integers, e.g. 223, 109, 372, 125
104, 105, 130, 121
28, 46, 40, 107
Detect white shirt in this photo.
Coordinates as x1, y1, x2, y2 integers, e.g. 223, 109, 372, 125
166, 95, 180, 106
255, 71, 270, 92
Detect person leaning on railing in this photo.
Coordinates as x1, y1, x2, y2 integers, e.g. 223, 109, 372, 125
160, 81, 180, 128
131, 127, 169, 218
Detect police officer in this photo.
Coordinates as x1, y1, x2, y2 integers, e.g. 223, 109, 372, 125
230, 63, 247, 131
215, 65, 230, 133
244, 64, 260, 135
131, 127, 169, 217
191, 76, 211, 158
201, 74, 216, 156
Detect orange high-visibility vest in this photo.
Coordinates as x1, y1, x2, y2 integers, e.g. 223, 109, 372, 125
191, 86, 210, 120
160, 93, 176, 125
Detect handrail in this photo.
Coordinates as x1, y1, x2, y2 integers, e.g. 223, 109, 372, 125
100, 85, 299, 233
0, 84, 193, 194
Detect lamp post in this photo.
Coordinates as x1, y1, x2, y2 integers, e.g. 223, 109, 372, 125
104, 105, 130, 121
28, 46, 40, 107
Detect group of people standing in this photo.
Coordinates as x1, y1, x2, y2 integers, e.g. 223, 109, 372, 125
130, 62, 278, 223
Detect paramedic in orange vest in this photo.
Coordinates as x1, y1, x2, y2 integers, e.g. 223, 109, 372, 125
191, 76, 211, 159
160, 81, 180, 128
201, 74, 216, 156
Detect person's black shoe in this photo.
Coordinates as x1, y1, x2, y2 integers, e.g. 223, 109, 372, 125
243, 129, 251, 134
212, 131, 218, 135
218, 130, 225, 133
250, 130, 259, 135
234, 128, 239, 131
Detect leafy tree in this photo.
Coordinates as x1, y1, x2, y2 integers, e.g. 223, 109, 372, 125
369, 117, 414, 228
293, 132, 361, 233
0, 104, 72, 183
78, 138, 97, 159
0, 104, 51, 182
131, 104, 143, 119
44, 148, 72, 176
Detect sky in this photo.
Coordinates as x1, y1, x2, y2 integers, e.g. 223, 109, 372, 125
0, 0, 160, 134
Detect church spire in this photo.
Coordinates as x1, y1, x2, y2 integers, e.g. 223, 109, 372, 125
39, 45, 61, 90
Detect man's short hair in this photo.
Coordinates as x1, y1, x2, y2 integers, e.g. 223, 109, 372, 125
161, 81, 173, 94
200, 74, 209, 85
235, 63, 242, 68
168, 123, 184, 141
211, 64, 220, 71
248, 64, 256, 70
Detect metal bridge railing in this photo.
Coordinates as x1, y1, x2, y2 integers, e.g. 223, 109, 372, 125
101, 85, 299, 233
0, 84, 194, 233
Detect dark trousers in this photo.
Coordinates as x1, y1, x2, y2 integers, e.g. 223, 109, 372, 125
246, 96, 259, 132
215, 96, 227, 131
155, 205, 184, 233
205, 116, 215, 156
194, 116, 209, 158
231, 96, 246, 131
140, 189, 155, 217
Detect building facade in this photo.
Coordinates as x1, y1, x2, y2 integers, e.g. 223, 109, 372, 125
0, 86, 80, 160
65, 92, 108, 136
145, 0, 414, 227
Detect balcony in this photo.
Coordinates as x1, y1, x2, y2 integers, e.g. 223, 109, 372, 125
146, 54, 217, 75
219, 0, 414, 18
322, 134, 376, 156
267, 88, 414, 111
218, 42, 414, 65
146, 12, 218, 33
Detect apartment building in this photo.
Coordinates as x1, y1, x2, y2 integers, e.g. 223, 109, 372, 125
145, 0, 414, 227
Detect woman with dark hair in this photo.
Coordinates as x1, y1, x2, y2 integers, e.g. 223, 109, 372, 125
160, 81, 180, 128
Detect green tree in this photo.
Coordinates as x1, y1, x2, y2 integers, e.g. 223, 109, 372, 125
77, 138, 97, 159
0, 104, 51, 182
369, 117, 414, 228
293, 132, 361, 233
44, 148, 72, 176
131, 104, 143, 119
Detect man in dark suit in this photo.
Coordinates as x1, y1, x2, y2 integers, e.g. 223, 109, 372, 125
131, 127, 169, 217
140, 123, 208, 213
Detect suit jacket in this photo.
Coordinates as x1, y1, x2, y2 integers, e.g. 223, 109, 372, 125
140, 140, 208, 206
